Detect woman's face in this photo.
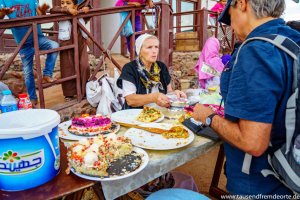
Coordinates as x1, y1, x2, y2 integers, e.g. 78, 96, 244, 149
61, 0, 76, 9
220, 0, 227, 6
140, 38, 159, 64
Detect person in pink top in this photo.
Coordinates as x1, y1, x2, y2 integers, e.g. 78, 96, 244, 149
194, 37, 224, 89
115, 0, 154, 53
209, 0, 227, 25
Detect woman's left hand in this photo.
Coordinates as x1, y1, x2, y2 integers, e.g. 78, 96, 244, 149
37, 3, 50, 15
174, 90, 187, 99
81, 7, 89, 13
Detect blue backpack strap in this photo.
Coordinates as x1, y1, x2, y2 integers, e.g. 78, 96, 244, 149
233, 34, 300, 174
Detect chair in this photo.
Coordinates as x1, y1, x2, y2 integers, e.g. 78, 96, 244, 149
146, 188, 210, 200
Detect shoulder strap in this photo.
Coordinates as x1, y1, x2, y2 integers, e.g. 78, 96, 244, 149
236, 35, 300, 174
233, 34, 300, 92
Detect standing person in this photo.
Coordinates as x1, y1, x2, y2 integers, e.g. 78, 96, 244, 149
209, 0, 227, 26
0, 1, 58, 107
50, 0, 90, 101
192, 0, 300, 197
194, 36, 224, 89
117, 33, 186, 109
115, 0, 154, 54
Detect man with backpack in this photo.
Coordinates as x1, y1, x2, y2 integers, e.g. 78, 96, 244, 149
192, 0, 300, 197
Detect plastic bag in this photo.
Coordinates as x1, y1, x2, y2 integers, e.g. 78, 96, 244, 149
120, 12, 134, 37
86, 79, 102, 107
86, 68, 124, 115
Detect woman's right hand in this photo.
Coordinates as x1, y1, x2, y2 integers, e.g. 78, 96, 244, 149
154, 92, 170, 108
0, 7, 14, 15
128, 2, 141, 7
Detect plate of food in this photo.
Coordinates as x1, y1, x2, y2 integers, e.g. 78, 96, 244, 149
111, 106, 164, 125
124, 123, 194, 150
67, 135, 149, 181
59, 114, 120, 140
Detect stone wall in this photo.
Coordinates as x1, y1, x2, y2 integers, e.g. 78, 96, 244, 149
170, 51, 200, 90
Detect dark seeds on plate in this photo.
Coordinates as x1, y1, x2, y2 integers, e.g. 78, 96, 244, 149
107, 152, 142, 176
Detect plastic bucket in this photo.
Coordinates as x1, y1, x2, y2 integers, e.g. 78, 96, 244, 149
0, 109, 61, 191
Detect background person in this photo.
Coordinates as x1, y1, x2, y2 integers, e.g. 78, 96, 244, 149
0, 1, 58, 107
50, 0, 91, 101
117, 33, 186, 109
209, 0, 227, 26
194, 36, 225, 89
192, 0, 300, 196
115, 0, 154, 54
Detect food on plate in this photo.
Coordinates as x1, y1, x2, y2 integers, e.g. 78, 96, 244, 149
67, 135, 143, 177
136, 106, 162, 122
68, 114, 117, 136
161, 126, 189, 139
135, 124, 189, 139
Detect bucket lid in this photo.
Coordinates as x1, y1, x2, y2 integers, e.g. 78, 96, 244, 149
0, 109, 60, 139
2, 90, 12, 95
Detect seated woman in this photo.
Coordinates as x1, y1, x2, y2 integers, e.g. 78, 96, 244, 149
194, 36, 225, 89
117, 33, 186, 109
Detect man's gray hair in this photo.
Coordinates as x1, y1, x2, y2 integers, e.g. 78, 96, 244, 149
248, 0, 285, 18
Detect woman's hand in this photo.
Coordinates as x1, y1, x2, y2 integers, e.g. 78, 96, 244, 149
154, 92, 170, 108
81, 7, 89, 13
37, 3, 50, 15
174, 90, 187, 99
0, 7, 14, 15
128, 2, 141, 7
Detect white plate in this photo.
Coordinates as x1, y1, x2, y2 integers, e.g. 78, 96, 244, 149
70, 147, 149, 181
124, 123, 195, 150
111, 109, 164, 125
58, 120, 120, 141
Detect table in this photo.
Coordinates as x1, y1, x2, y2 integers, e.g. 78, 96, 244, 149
100, 124, 218, 200
0, 121, 218, 200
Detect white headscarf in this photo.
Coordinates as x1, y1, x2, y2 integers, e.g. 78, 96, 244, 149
135, 33, 156, 56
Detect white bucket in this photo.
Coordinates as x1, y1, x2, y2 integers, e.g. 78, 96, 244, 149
0, 109, 61, 191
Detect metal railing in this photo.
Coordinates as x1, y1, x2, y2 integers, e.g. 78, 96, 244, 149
0, 1, 234, 110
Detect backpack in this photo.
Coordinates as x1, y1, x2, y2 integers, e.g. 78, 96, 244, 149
233, 34, 300, 193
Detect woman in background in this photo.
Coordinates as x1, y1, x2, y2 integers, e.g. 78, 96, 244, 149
115, 0, 154, 53
50, 0, 91, 101
194, 37, 224, 89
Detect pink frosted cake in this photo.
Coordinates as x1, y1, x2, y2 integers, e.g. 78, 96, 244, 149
68, 114, 113, 136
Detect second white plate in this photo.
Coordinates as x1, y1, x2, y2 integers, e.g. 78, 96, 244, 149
124, 125, 194, 150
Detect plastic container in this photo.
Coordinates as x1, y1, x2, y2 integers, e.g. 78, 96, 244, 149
293, 135, 300, 165
1, 90, 18, 113
0, 109, 61, 191
18, 93, 32, 110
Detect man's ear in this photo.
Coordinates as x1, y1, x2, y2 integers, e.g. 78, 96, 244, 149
237, 0, 247, 12
74, 5, 78, 10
